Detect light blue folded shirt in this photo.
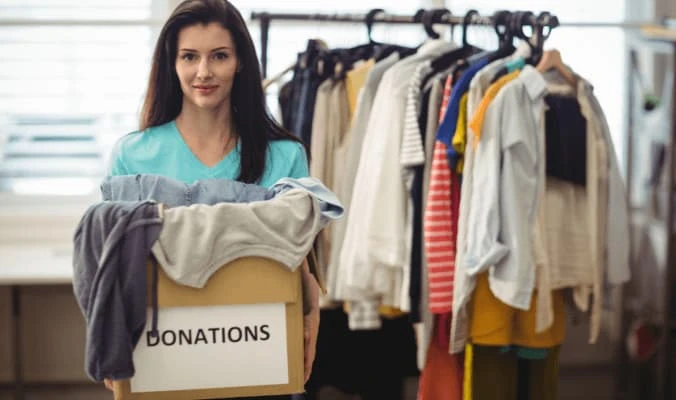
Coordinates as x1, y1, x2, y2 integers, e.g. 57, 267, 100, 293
270, 177, 344, 222
101, 174, 344, 223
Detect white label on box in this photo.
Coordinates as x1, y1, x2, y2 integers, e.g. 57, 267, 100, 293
130, 303, 288, 393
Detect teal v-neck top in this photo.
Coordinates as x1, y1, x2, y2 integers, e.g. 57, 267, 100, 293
107, 120, 309, 188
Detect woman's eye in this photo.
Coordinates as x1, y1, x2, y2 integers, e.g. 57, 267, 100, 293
181, 53, 196, 61
213, 52, 228, 60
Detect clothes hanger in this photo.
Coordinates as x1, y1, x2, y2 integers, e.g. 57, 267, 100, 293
262, 63, 295, 90
448, 9, 511, 82
345, 8, 385, 61
536, 49, 577, 86
421, 8, 451, 39
412, 8, 426, 34
487, 10, 516, 62
510, 11, 538, 64
380, 10, 423, 59
462, 9, 480, 48
428, 9, 484, 73
533, 12, 576, 86
487, 11, 529, 83
370, 9, 421, 61
536, 11, 559, 55
365, 8, 384, 45
348, 8, 417, 62
331, 48, 355, 81
500, 11, 531, 70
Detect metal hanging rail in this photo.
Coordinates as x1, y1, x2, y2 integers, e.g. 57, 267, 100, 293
250, 11, 492, 25
249, 10, 660, 77
249, 11, 462, 78
249, 11, 506, 77
249, 10, 558, 78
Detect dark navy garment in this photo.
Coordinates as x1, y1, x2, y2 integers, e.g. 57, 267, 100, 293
544, 95, 587, 187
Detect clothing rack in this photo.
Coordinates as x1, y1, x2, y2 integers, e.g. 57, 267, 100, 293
249, 10, 560, 78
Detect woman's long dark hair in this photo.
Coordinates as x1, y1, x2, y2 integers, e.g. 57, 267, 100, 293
140, 0, 308, 183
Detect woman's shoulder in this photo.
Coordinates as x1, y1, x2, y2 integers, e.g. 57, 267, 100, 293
267, 138, 305, 155
266, 139, 308, 168
263, 138, 309, 183
107, 121, 176, 175
114, 121, 174, 153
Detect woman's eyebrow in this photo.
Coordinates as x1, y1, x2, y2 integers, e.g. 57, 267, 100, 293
178, 46, 232, 52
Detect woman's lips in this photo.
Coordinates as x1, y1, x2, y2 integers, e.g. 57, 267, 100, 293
193, 85, 218, 95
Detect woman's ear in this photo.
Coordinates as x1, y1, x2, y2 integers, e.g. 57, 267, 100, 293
236, 62, 243, 73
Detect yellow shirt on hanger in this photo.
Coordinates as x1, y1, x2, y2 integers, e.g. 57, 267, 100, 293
345, 58, 376, 118
468, 272, 566, 348
342, 303, 407, 319
468, 70, 521, 146
451, 93, 468, 174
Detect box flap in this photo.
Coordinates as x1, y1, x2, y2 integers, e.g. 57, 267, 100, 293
149, 257, 300, 307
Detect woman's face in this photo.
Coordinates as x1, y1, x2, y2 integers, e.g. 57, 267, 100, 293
175, 22, 239, 111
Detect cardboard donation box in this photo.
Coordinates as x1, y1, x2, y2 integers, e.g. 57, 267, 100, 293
114, 257, 304, 399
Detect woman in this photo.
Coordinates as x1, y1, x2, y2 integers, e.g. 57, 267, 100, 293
104, 0, 320, 398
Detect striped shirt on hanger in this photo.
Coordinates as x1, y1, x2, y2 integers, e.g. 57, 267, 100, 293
401, 61, 431, 176
423, 76, 457, 314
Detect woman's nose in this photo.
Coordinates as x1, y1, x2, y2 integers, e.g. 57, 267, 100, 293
196, 59, 212, 79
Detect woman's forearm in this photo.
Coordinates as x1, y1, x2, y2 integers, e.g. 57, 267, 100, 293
301, 259, 320, 315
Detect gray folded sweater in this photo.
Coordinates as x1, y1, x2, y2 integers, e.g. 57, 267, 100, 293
151, 189, 326, 288
72, 200, 163, 382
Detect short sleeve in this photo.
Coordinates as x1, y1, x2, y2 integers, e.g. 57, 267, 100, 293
106, 137, 129, 176
288, 142, 310, 179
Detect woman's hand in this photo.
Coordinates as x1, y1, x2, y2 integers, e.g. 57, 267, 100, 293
303, 306, 319, 383
300, 257, 321, 383
104, 378, 114, 391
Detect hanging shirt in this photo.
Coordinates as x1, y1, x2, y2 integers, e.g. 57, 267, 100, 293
329, 52, 401, 331
408, 81, 434, 324
340, 39, 456, 312
401, 60, 432, 177
463, 65, 547, 311
469, 69, 522, 144
437, 58, 491, 168
570, 75, 628, 343
539, 71, 629, 343
451, 93, 469, 174
310, 77, 353, 193
416, 78, 446, 369
310, 78, 351, 307
424, 76, 456, 314
450, 42, 533, 354
310, 79, 334, 183
544, 94, 588, 186
345, 59, 376, 117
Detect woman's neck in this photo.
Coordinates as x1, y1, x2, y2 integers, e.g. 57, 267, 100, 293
175, 102, 238, 167
175, 101, 235, 144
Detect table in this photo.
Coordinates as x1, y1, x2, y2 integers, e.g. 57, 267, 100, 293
0, 245, 74, 400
